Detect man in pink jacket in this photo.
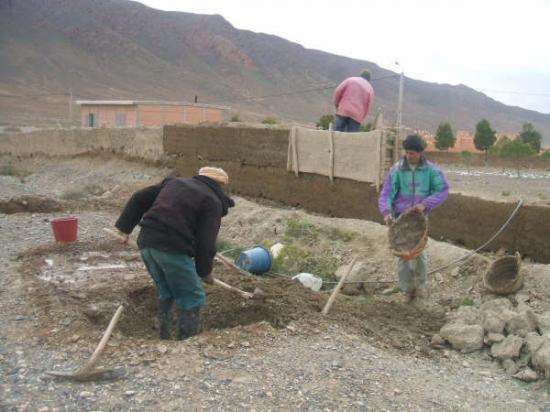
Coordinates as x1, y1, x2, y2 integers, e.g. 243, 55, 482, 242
332, 70, 374, 132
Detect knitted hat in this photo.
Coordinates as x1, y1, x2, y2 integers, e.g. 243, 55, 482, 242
403, 134, 425, 152
360, 70, 371, 81
198, 167, 229, 185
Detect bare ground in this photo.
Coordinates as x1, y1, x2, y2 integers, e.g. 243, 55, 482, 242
1, 155, 550, 411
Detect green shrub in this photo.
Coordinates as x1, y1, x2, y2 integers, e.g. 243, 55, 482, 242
261, 117, 278, 125
316, 114, 335, 130
230, 114, 241, 122
325, 227, 354, 242
270, 242, 338, 282
460, 297, 474, 306
284, 217, 319, 244
0, 164, 31, 177
540, 150, 550, 160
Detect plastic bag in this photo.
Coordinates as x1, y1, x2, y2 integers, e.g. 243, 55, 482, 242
292, 272, 323, 292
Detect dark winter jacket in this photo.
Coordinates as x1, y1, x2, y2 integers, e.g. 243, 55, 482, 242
115, 175, 234, 277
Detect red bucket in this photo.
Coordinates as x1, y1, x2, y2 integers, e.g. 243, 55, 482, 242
50, 217, 79, 242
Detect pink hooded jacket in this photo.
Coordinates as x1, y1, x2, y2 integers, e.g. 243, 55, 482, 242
332, 77, 374, 123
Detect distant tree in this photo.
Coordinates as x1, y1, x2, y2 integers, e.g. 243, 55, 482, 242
316, 114, 335, 130
498, 137, 535, 177
474, 119, 497, 162
360, 122, 373, 132
460, 150, 473, 173
261, 117, 278, 125
434, 122, 455, 151
230, 114, 241, 122
518, 122, 542, 153
419, 135, 428, 150
489, 135, 511, 156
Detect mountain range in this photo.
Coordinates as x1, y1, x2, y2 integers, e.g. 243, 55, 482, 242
1, 0, 549, 143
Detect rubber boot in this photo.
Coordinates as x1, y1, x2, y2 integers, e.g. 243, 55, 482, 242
158, 298, 174, 340
177, 306, 201, 340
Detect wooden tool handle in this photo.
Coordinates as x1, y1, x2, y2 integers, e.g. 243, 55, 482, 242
322, 255, 359, 315
80, 305, 124, 373
103, 228, 138, 249
213, 278, 253, 299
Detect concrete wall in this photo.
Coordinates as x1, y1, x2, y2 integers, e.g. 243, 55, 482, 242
164, 124, 550, 264
0, 127, 164, 160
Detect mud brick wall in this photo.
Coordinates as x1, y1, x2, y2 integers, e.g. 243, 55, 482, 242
0, 127, 164, 160
166, 125, 550, 263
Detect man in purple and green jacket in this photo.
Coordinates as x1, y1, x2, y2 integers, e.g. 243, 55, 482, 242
378, 134, 449, 303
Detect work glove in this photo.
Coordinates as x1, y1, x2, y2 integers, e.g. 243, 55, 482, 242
384, 215, 394, 226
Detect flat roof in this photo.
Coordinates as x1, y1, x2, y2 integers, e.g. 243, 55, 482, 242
75, 100, 230, 110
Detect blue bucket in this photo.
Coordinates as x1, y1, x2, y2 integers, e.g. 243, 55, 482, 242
235, 245, 272, 274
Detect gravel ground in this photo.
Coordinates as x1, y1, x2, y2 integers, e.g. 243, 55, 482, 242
2, 156, 550, 411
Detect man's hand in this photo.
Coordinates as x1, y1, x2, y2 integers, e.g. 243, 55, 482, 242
117, 230, 129, 244
414, 203, 425, 213
202, 273, 215, 285
384, 215, 394, 226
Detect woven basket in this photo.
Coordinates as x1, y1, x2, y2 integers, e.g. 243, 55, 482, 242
483, 252, 523, 295
388, 209, 428, 259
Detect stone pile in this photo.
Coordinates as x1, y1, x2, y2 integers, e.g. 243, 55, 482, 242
434, 295, 550, 382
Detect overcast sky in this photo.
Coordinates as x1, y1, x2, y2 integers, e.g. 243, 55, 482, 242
137, 0, 550, 114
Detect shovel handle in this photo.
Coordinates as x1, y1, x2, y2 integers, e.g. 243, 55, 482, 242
103, 228, 138, 249
213, 278, 253, 299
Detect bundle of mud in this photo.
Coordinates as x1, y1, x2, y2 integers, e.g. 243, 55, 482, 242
388, 209, 428, 259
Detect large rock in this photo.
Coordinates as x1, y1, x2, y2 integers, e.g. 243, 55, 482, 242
481, 309, 516, 334
537, 312, 550, 335
505, 310, 538, 337
480, 298, 513, 314
530, 335, 550, 374
440, 323, 484, 353
482, 313, 506, 334
335, 261, 377, 295
485, 333, 505, 345
490, 335, 524, 359
447, 306, 481, 326
502, 359, 519, 375
513, 368, 539, 382
525, 332, 545, 354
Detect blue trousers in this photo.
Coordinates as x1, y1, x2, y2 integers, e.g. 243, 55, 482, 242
140, 247, 205, 310
397, 250, 427, 293
335, 115, 361, 132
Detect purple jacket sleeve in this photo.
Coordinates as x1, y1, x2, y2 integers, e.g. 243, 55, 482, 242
378, 167, 395, 217
422, 167, 449, 213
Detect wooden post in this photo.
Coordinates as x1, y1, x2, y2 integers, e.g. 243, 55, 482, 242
322, 255, 359, 315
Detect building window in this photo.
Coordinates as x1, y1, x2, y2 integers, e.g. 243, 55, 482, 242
115, 112, 127, 127
87, 113, 95, 128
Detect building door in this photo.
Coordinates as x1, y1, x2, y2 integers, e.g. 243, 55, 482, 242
87, 113, 95, 127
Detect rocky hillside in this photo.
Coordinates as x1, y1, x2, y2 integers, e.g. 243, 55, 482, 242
1, 0, 549, 141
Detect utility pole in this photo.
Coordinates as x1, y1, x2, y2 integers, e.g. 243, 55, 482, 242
69, 88, 73, 127
395, 61, 404, 130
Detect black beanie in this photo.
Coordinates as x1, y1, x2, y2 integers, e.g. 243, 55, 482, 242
403, 134, 424, 152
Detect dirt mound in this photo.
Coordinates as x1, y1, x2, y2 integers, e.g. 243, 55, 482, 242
18, 240, 445, 356
0, 195, 64, 214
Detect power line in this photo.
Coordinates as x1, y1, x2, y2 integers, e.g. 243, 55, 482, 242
479, 90, 550, 97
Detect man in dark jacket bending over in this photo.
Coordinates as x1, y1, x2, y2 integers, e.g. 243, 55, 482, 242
115, 167, 234, 340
